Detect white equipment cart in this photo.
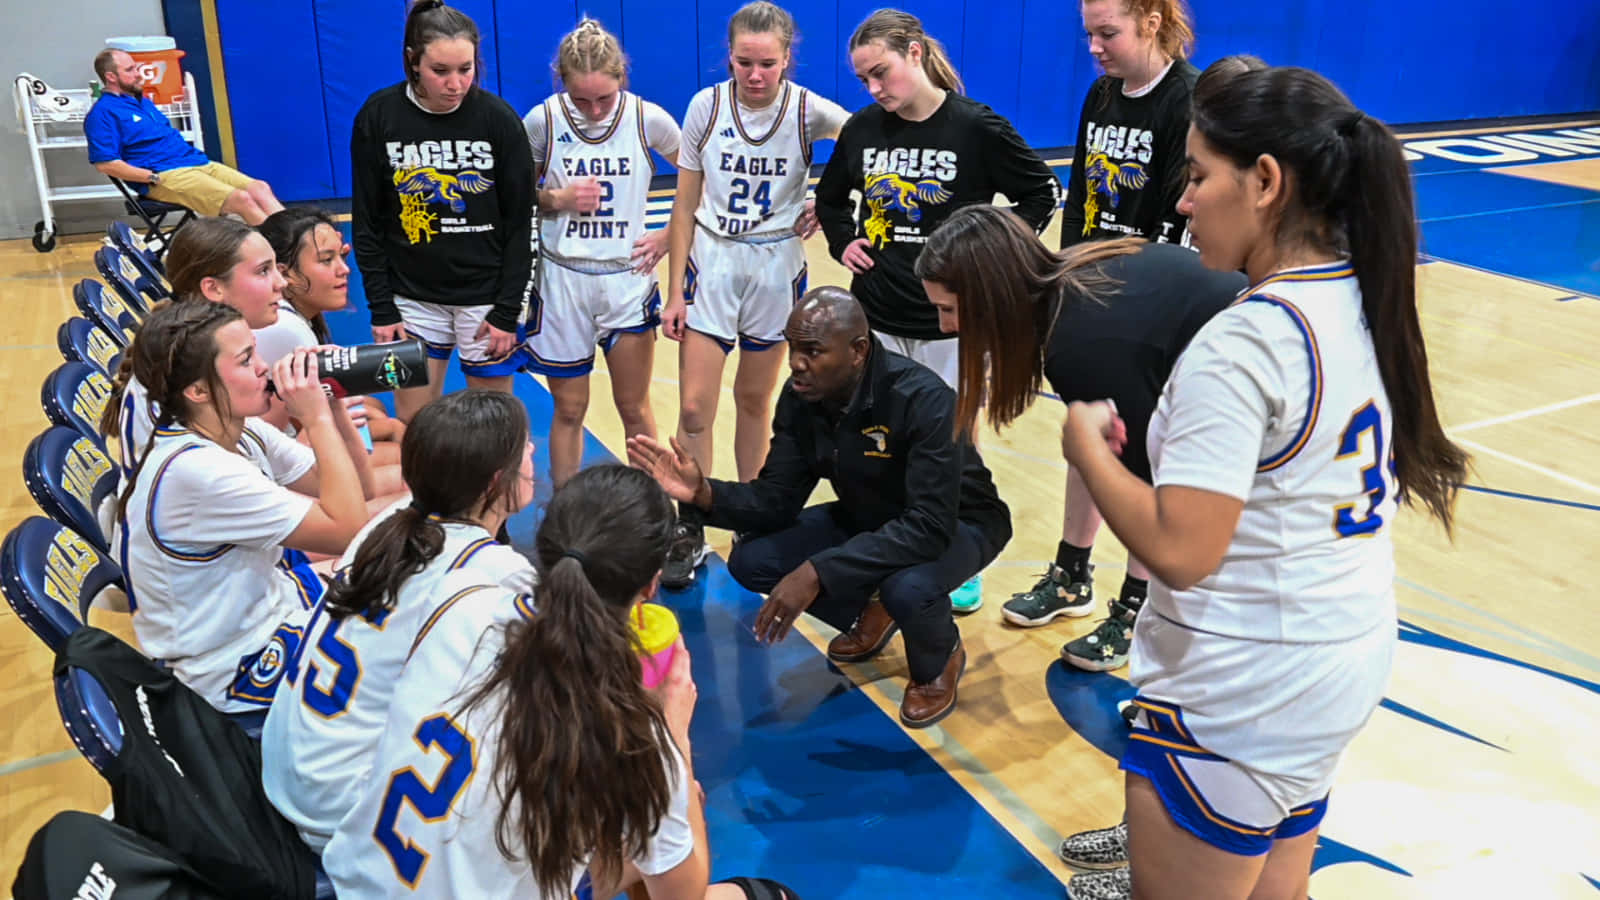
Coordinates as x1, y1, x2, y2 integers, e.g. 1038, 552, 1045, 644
13, 71, 205, 252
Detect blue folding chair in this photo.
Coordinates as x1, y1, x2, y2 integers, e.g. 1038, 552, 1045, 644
0, 516, 124, 653
106, 220, 171, 284
55, 664, 125, 774
95, 245, 160, 316
23, 426, 120, 553
57, 317, 125, 379
42, 362, 114, 449
73, 279, 139, 347
110, 176, 195, 263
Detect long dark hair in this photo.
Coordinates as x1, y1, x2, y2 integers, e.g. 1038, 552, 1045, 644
166, 217, 257, 301
100, 300, 244, 520
259, 207, 339, 343
403, 0, 483, 98
323, 391, 528, 620
461, 465, 676, 896
917, 205, 1142, 439
1191, 65, 1468, 530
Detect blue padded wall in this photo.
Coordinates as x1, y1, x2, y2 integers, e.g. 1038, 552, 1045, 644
190, 0, 1600, 202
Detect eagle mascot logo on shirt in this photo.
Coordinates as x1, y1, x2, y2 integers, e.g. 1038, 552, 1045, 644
392, 166, 495, 245
862, 173, 953, 248
1082, 151, 1149, 236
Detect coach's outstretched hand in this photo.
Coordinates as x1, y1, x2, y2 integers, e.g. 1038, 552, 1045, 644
627, 434, 712, 509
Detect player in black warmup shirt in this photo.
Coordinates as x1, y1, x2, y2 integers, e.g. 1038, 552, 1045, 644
351, 0, 535, 421
1061, 0, 1200, 248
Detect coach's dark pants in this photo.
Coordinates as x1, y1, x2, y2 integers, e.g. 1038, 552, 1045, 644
726, 503, 998, 683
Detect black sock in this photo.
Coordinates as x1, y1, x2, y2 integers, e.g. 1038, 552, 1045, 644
676, 501, 706, 535
1119, 576, 1149, 610
1055, 541, 1092, 583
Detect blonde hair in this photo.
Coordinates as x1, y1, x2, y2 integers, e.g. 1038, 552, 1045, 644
555, 18, 628, 87
849, 8, 963, 94
727, 1, 797, 77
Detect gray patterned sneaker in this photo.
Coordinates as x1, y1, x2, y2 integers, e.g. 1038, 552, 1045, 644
1065, 865, 1130, 900
1061, 597, 1140, 671
1058, 822, 1128, 870
1001, 564, 1094, 627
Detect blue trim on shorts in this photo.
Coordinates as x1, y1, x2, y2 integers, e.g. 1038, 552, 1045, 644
738, 333, 786, 353
688, 326, 736, 355
404, 329, 455, 361
523, 349, 597, 378
461, 345, 531, 378
1119, 696, 1330, 856
277, 548, 325, 610
227, 620, 307, 707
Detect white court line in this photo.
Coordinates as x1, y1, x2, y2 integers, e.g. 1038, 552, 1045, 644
1456, 437, 1600, 497
1452, 391, 1600, 433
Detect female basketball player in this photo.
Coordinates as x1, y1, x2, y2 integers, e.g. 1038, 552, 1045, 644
1061, 0, 1198, 248
1059, 64, 1468, 898
322, 466, 799, 900
917, 204, 1242, 653
522, 19, 682, 488
351, 0, 535, 421
261, 390, 536, 853
104, 300, 372, 716
105, 216, 377, 502
257, 206, 406, 479
657, 1, 848, 587
814, 8, 1058, 612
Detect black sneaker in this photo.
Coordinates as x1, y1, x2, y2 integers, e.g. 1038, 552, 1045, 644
660, 520, 710, 590
1061, 597, 1140, 671
1000, 564, 1094, 627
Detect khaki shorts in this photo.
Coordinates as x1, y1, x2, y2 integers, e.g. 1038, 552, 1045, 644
147, 161, 257, 215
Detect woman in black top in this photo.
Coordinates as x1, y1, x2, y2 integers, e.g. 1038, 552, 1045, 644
815, 8, 1059, 391
351, 0, 534, 421
1061, 0, 1200, 248
917, 205, 1243, 667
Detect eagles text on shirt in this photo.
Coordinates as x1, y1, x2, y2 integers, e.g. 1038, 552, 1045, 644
385, 140, 499, 243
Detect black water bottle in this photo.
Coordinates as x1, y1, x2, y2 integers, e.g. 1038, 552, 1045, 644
269, 339, 430, 398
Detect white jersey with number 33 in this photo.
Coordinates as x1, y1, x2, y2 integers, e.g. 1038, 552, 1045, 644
1145, 261, 1398, 644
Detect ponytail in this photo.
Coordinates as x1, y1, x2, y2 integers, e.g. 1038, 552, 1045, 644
1341, 112, 1469, 531
1118, 0, 1195, 62
325, 390, 530, 620
1191, 64, 1468, 533
458, 465, 677, 896
850, 9, 964, 95
322, 507, 446, 620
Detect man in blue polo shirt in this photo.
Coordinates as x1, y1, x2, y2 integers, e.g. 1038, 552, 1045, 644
85, 48, 283, 224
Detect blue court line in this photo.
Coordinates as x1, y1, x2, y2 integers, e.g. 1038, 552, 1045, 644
1462, 484, 1600, 512
1397, 577, 1600, 676
1418, 196, 1600, 224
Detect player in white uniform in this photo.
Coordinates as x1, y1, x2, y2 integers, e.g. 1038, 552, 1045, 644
523, 20, 682, 487
324, 466, 707, 899
106, 301, 373, 717
106, 216, 287, 474
259, 390, 537, 853
658, 1, 847, 587
258, 206, 407, 471
1059, 64, 1467, 898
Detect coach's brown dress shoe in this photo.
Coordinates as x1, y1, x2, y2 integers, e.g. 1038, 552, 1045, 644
826, 600, 899, 663
900, 640, 966, 728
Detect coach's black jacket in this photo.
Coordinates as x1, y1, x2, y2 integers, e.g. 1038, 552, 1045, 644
705, 338, 1012, 600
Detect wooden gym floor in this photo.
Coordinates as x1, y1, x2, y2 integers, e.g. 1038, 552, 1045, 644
1, 124, 1598, 896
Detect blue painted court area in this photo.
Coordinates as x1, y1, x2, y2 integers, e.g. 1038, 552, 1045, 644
324, 227, 1066, 897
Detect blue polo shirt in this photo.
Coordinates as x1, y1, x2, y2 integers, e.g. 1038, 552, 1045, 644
84, 91, 208, 174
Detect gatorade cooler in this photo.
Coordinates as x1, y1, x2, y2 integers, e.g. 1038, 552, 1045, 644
105, 36, 186, 103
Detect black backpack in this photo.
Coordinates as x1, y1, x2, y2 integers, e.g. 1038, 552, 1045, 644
52, 627, 316, 900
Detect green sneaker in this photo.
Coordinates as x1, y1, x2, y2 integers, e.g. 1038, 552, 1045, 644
1000, 564, 1094, 627
1061, 597, 1140, 671
950, 575, 983, 615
